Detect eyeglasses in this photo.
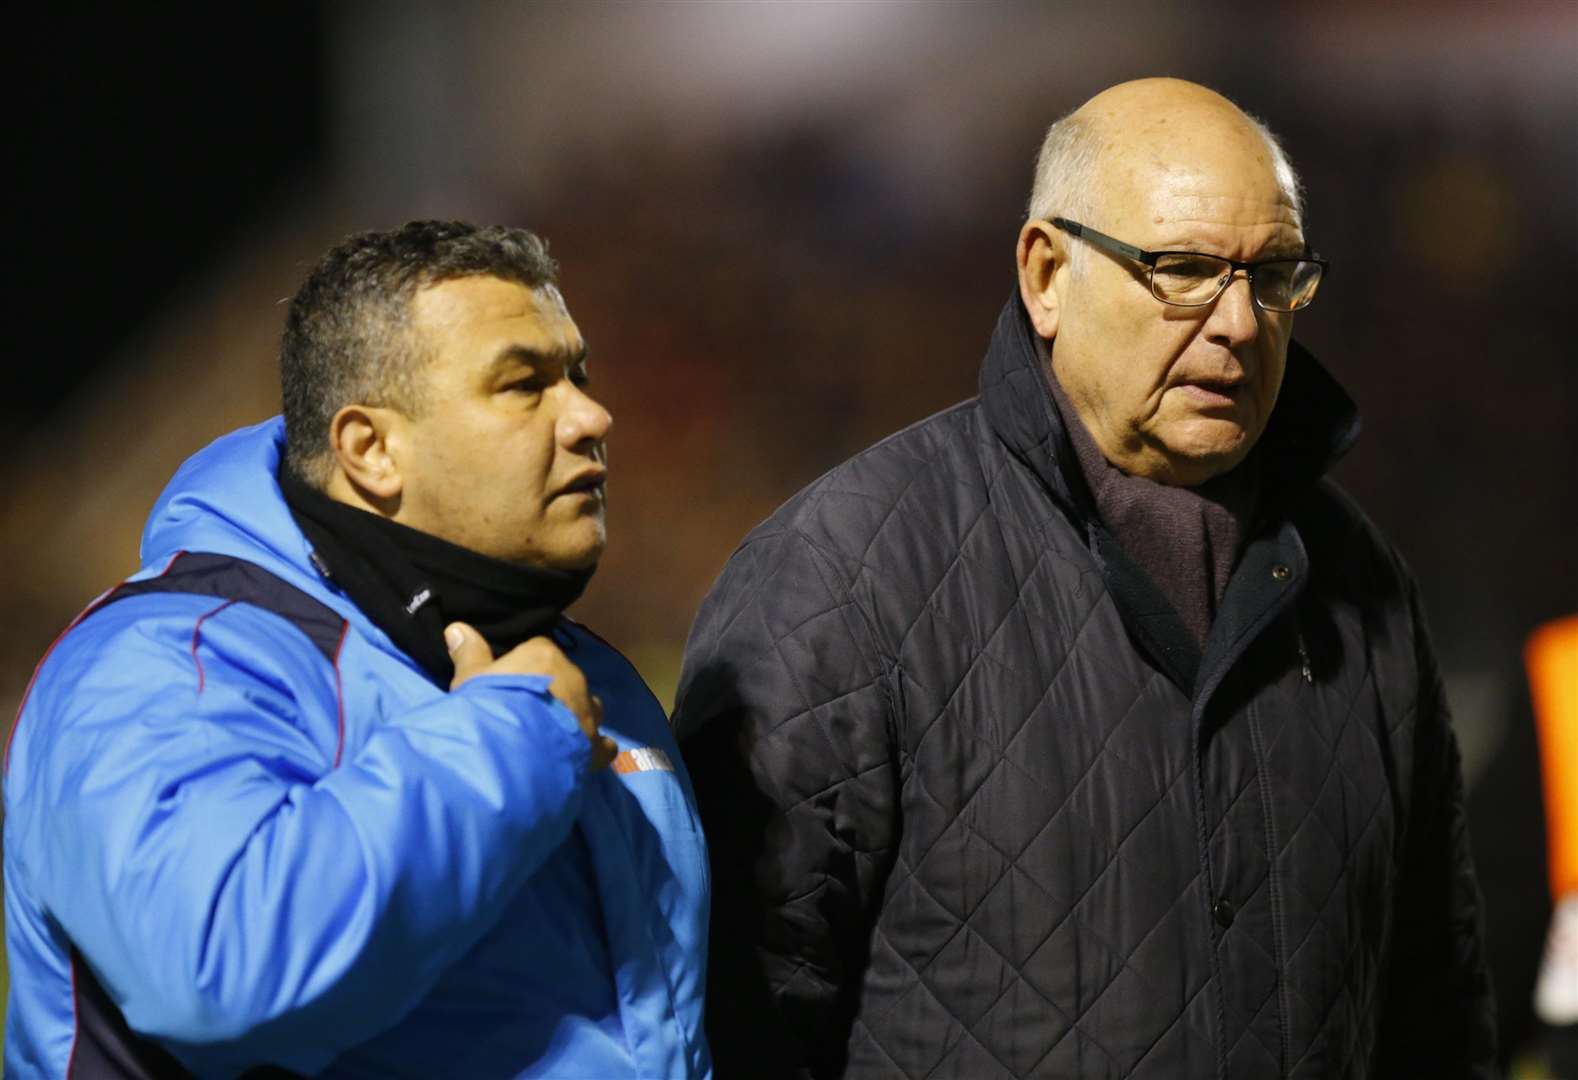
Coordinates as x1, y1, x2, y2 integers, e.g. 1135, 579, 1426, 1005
1050, 217, 1327, 313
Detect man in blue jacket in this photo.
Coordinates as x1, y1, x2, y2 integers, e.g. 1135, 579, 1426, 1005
4, 221, 712, 1078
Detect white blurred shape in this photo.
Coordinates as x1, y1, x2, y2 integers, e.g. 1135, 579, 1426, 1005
1536, 893, 1578, 1025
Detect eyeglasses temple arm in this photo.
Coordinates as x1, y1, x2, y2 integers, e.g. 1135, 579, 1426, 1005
1049, 218, 1151, 264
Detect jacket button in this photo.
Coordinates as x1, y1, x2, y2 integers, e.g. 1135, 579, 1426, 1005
1271, 564, 1292, 582
1212, 898, 1236, 928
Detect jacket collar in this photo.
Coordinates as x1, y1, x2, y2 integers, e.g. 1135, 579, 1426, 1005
977, 292, 1361, 519
138, 418, 423, 671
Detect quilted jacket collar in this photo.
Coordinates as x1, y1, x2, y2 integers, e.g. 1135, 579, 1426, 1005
977, 293, 1362, 524
979, 293, 1363, 699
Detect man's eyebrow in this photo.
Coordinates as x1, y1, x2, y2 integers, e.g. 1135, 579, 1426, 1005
1258, 242, 1310, 260
485, 342, 590, 375
1157, 240, 1308, 260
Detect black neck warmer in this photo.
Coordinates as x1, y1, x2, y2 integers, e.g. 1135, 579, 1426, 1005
279, 468, 593, 686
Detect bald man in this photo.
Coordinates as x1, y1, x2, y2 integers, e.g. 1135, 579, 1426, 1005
673, 80, 1497, 1078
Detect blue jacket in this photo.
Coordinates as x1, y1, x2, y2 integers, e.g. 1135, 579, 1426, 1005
4, 419, 712, 1078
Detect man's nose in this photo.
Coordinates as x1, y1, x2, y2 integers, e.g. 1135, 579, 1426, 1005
557, 383, 613, 447
1204, 269, 1260, 346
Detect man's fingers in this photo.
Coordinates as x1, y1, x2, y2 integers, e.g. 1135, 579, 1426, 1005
449, 630, 610, 769
445, 622, 495, 688
590, 734, 618, 772
583, 695, 614, 771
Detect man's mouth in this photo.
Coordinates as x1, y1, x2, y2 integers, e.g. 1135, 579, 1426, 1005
557, 469, 607, 497
1174, 377, 1245, 408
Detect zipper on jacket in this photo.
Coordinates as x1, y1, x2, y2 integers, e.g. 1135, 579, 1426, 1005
1296, 628, 1313, 685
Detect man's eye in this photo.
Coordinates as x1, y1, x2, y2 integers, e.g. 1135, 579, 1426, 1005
1155, 255, 1222, 280
1254, 262, 1296, 289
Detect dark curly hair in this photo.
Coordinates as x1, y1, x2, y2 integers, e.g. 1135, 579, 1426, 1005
280, 220, 560, 486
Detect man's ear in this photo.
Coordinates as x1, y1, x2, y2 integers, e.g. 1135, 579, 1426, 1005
328, 404, 405, 504
1017, 219, 1065, 341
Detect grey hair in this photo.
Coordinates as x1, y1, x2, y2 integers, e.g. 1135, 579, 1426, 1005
1025, 111, 1105, 271
1025, 101, 1306, 270
1247, 111, 1305, 224
280, 220, 560, 488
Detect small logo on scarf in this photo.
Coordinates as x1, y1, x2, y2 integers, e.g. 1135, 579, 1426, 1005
611, 746, 674, 775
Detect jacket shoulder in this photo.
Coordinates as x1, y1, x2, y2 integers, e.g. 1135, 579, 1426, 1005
561, 622, 666, 722
676, 399, 1012, 730
743, 398, 992, 581
9, 590, 341, 796
1297, 479, 1418, 606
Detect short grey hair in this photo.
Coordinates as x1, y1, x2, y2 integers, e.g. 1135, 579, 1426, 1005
1025, 102, 1306, 270
1026, 110, 1104, 230
280, 220, 560, 488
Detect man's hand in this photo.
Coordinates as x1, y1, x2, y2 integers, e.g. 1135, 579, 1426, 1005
446, 622, 617, 771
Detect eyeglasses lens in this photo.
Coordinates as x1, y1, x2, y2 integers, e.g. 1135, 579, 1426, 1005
1151, 254, 1322, 312
1151, 254, 1231, 306
1269, 260, 1323, 312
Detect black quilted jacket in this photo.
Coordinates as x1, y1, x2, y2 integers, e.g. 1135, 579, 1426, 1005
674, 297, 1497, 1079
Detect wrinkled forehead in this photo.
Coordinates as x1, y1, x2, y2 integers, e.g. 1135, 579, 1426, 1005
530, 281, 570, 320
406, 275, 585, 386
412, 275, 572, 332
1098, 124, 1300, 240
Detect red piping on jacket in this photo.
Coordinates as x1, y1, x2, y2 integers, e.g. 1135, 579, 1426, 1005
332, 620, 350, 768
5, 551, 187, 775
189, 599, 239, 695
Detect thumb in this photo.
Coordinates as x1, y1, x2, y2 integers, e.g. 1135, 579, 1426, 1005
445, 622, 494, 688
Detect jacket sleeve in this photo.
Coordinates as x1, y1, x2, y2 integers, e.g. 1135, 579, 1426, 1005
674, 527, 899, 1080
1372, 581, 1499, 1076
5, 598, 592, 1074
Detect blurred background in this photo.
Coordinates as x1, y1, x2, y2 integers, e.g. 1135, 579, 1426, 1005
3, 0, 1575, 1070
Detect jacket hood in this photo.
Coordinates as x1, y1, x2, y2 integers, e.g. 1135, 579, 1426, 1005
139, 417, 367, 626
977, 293, 1362, 516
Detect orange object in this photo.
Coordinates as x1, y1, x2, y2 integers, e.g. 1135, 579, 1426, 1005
1528, 615, 1578, 899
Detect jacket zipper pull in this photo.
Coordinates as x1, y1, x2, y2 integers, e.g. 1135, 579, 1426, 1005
1297, 630, 1313, 685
